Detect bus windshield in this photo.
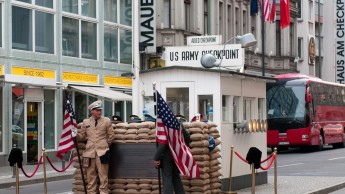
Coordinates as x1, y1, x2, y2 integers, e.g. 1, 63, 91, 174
267, 84, 309, 129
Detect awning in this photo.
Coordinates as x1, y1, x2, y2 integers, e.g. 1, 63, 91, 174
70, 85, 132, 101
0, 74, 58, 87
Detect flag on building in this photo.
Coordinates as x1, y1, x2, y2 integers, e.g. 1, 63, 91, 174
57, 98, 76, 159
250, 0, 259, 16
155, 91, 200, 178
263, 0, 270, 22
280, 0, 291, 28
269, 0, 277, 22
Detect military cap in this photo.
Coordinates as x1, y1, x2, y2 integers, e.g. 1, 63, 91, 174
176, 115, 186, 123
88, 100, 103, 110
144, 114, 156, 122
128, 115, 142, 123
111, 115, 123, 124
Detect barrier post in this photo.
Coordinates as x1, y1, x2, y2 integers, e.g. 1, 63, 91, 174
274, 147, 278, 194
15, 162, 19, 194
42, 148, 47, 194
224, 146, 237, 194
251, 164, 255, 194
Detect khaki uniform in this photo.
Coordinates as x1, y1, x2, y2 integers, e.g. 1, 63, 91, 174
78, 116, 114, 194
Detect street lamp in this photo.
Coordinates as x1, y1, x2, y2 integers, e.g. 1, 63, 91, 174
200, 33, 257, 69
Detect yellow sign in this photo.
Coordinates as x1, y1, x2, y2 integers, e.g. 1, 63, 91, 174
104, 76, 132, 87
12, 66, 55, 79
63, 72, 99, 84
0, 65, 3, 75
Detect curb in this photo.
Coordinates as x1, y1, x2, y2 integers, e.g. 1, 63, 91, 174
0, 174, 73, 189
307, 181, 345, 194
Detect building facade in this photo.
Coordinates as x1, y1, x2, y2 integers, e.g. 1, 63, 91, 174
0, 0, 133, 166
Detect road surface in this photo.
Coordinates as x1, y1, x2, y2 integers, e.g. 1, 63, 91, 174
0, 179, 72, 194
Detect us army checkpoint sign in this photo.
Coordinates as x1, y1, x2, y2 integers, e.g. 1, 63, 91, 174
165, 44, 244, 69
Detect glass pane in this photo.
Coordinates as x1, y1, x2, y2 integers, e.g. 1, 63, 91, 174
198, 95, 213, 121
114, 101, 124, 121
104, 27, 118, 62
62, 17, 79, 57
104, 0, 117, 23
81, 0, 96, 18
12, 87, 25, 150
63, 0, 78, 14
104, 100, 113, 119
35, 11, 54, 54
82, 21, 97, 59
27, 102, 38, 163
12, 6, 32, 51
166, 88, 189, 119
75, 92, 87, 123
222, 95, 229, 122
36, 0, 53, 8
16, 0, 31, 3
233, 97, 240, 123
120, 0, 132, 26
258, 98, 264, 120
126, 101, 132, 121
120, 29, 132, 64
44, 90, 55, 150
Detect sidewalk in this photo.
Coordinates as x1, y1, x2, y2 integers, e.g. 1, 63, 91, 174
0, 160, 75, 189
235, 176, 345, 194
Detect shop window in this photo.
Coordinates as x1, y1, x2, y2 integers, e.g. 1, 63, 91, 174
126, 101, 133, 121
62, 0, 78, 14
198, 95, 213, 121
35, 11, 54, 54
44, 90, 55, 150
35, 0, 53, 8
104, 27, 118, 62
62, 17, 79, 57
104, 100, 113, 119
81, 0, 96, 18
166, 88, 189, 119
120, 29, 132, 64
12, 6, 32, 51
12, 87, 25, 150
258, 98, 265, 120
243, 98, 254, 120
120, 0, 132, 26
233, 96, 240, 123
222, 95, 229, 123
144, 96, 155, 117
104, 0, 117, 23
81, 21, 97, 59
75, 92, 87, 123
114, 101, 125, 121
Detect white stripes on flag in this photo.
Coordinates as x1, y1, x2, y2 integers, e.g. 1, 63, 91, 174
57, 109, 76, 159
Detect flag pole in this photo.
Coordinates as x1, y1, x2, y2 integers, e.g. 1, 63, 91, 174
261, 0, 265, 76
65, 92, 87, 194
153, 82, 162, 194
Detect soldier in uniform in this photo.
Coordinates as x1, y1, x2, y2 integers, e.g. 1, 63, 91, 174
153, 116, 190, 194
73, 100, 114, 194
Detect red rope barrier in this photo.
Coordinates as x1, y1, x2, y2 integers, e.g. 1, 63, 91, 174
46, 156, 77, 173
234, 151, 249, 163
260, 155, 276, 171
261, 154, 273, 163
21, 156, 43, 178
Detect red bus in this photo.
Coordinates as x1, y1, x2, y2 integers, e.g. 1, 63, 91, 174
267, 74, 345, 150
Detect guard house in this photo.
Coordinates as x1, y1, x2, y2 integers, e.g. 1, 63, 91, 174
139, 66, 275, 190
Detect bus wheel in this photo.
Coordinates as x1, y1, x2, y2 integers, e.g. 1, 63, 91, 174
317, 135, 324, 151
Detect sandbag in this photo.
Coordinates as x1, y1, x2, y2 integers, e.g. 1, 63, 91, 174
190, 140, 209, 148
125, 140, 138, 143
126, 129, 138, 134
114, 128, 127, 134
209, 152, 221, 160
138, 122, 149, 128
111, 189, 125, 194
125, 134, 137, 140
115, 123, 128, 128
139, 189, 151, 194
209, 133, 220, 139
137, 128, 151, 134
191, 147, 209, 155
138, 139, 151, 143
210, 183, 222, 189
183, 122, 191, 129
215, 139, 221, 146
190, 179, 210, 186
139, 179, 152, 184
193, 155, 209, 161
137, 133, 149, 140
128, 123, 140, 129
208, 127, 219, 133
190, 122, 207, 129
207, 122, 217, 128
210, 177, 221, 183
190, 133, 204, 141
126, 183, 140, 190
139, 183, 151, 190
209, 171, 222, 178
114, 134, 125, 140
188, 127, 204, 134
125, 189, 140, 194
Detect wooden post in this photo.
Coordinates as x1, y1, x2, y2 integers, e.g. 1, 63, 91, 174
15, 163, 19, 194
223, 146, 237, 194
251, 164, 255, 194
42, 148, 47, 194
274, 147, 278, 194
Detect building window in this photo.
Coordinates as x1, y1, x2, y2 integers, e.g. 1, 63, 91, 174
120, 0, 132, 26
167, 88, 189, 119
308, 0, 313, 21
290, 22, 295, 56
35, 11, 54, 54
81, 0, 96, 18
44, 90, 55, 150
185, 0, 191, 31
198, 95, 213, 121
74, 92, 87, 123
276, 20, 281, 56
297, 0, 302, 19
62, 0, 78, 14
243, 10, 248, 34
104, 100, 113, 119
233, 96, 240, 123
258, 98, 265, 120
222, 95, 229, 123
204, 0, 208, 35
104, 0, 117, 23
219, 2, 223, 37
12, 6, 32, 51
235, 7, 240, 36
163, 0, 171, 28
81, 21, 97, 59
35, 0, 53, 8
104, 26, 118, 62
298, 37, 303, 59
120, 29, 132, 64
243, 98, 254, 121
227, 4, 232, 39
62, 17, 79, 57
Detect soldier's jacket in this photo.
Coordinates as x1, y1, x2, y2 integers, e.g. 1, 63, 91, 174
77, 116, 114, 158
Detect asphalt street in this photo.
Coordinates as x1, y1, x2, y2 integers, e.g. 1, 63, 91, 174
0, 179, 72, 194
267, 146, 345, 177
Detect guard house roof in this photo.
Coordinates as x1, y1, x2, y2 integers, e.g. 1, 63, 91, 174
140, 66, 276, 82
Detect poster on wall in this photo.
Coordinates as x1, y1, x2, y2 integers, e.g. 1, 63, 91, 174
336, 0, 345, 84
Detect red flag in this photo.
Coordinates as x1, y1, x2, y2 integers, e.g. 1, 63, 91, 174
156, 91, 200, 178
56, 99, 76, 159
280, 0, 290, 28
269, 0, 277, 22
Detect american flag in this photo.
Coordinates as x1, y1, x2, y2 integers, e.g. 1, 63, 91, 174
156, 91, 200, 178
56, 98, 76, 159
260, 0, 275, 22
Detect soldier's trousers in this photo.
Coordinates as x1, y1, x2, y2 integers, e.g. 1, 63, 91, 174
161, 158, 185, 194
86, 155, 109, 194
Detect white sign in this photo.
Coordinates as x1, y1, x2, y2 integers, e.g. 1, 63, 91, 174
140, 0, 156, 53
187, 35, 222, 46
165, 44, 244, 69
336, 0, 345, 84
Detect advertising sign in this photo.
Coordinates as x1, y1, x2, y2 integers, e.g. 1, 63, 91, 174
336, 0, 345, 84
187, 35, 222, 46
140, 0, 156, 53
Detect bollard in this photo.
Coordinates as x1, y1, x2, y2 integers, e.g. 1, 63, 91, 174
251, 164, 255, 194
274, 147, 278, 194
42, 148, 47, 194
15, 163, 19, 194
224, 146, 237, 194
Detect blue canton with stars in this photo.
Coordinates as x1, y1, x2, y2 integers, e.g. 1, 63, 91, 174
66, 98, 76, 120
157, 91, 180, 130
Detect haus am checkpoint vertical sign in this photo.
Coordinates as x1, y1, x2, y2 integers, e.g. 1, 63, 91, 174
165, 44, 244, 69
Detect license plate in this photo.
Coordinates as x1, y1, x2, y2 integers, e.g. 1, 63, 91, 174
278, 142, 289, 145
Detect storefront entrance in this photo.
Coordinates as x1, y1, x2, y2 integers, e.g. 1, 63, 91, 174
26, 102, 42, 164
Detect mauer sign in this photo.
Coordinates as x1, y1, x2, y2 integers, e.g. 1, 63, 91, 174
336, 0, 345, 84
140, 0, 156, 53
165, 44, 244, 69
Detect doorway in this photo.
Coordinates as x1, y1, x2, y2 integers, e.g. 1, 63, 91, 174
26, 102, 43, 164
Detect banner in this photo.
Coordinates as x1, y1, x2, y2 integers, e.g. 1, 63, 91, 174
140, 0, 156, 53
336, 0, 345, 84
